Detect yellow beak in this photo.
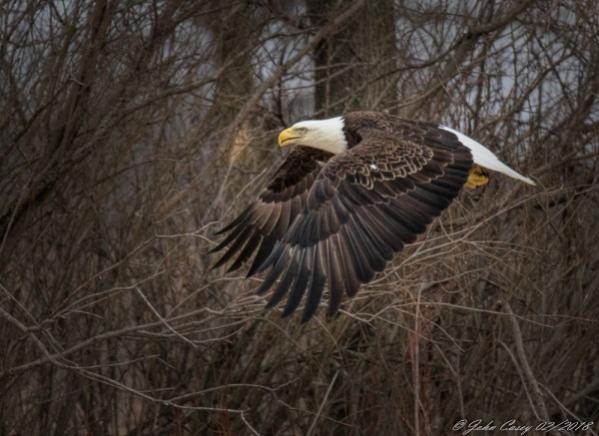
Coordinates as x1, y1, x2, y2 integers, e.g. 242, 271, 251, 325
278, 127, 299, 147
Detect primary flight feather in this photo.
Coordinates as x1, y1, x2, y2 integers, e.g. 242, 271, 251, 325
211, 111, 535, 322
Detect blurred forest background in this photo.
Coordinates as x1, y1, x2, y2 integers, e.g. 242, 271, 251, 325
1, 0, 599, 435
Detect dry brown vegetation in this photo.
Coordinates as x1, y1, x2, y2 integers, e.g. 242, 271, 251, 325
1, 0, 599, 435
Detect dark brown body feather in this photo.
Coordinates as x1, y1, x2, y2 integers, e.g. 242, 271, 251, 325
212, 112, 473, 322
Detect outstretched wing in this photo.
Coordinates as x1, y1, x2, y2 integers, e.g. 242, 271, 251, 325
211, 147, 333, 276
254, 129, 473, 322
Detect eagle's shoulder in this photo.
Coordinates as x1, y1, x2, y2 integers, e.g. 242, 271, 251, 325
342, 112, 468, 154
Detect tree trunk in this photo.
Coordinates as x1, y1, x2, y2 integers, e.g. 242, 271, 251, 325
307, 0, 397, 115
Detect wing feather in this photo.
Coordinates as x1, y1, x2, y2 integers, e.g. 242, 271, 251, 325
281, 248, 311, 316
228, 231, 262, 272
353, 210, 394, 261
214, 206, 252, 236
302, 246, 327, 322
246, 236, 275, 277
255, 246, 288, 295
211, 147, 333, 272
333, 230, 364, 297
212, 225, 253, 269
266, 252, 298, 308
320, 239, 343, 316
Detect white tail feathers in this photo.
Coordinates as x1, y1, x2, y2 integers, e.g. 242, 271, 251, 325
439, 125, 536, 186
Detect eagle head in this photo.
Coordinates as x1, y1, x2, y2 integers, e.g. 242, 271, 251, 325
278, 117, 348, 155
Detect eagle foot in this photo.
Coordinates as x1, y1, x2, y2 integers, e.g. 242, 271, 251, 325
464, 165, 489, 189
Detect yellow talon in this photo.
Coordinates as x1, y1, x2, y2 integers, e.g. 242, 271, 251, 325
465, 165, 489, 189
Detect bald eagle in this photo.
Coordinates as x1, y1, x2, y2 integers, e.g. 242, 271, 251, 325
212, 111, 534, 322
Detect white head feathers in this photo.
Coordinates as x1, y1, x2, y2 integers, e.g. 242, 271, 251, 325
280, 117, 348, 155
